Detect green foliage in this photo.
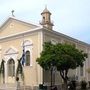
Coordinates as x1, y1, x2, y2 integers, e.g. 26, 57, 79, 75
37, 42, 87, 71
56, 43, 87, 71
37, 42, 57, 70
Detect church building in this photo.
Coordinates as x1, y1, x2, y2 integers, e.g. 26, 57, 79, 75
0, 7, 90, 89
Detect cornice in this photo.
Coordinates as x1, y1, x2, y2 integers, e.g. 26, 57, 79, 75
43, 28, 90, 47
0, 25, 89, 47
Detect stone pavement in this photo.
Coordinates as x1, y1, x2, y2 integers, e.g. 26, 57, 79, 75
77, 88, 90, 90
87, 88, 90, 90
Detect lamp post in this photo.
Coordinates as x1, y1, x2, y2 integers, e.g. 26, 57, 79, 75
16, 77, 20, 90
50, 63, 53, 90
50, 63, 57, 90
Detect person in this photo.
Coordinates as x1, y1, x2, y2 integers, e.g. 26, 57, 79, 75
71, 80, 76, 90
16, 77, 20, 90
54, 86, 57, 90
81, 80, 87, 90
68, 81, 73, 90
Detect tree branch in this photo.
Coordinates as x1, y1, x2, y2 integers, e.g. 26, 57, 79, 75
60, 70, 65, 80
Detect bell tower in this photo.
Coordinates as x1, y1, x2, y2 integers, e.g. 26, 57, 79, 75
40, 7, 54, 30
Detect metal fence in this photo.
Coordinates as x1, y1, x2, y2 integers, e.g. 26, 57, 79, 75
0, 84, 34, 90
0, 86, 33, 90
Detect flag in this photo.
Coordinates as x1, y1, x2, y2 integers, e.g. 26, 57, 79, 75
20, 43, 26, 66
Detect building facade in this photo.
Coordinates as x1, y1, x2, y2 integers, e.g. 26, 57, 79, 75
0, 7, 90, 89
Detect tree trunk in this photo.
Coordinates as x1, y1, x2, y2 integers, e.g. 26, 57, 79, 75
59, 70, 68, 90
63, 79, 68, 90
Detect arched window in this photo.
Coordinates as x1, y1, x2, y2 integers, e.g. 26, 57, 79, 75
26, 51, 30, 66
43, 16, 45, 23
8, 58, 15, 77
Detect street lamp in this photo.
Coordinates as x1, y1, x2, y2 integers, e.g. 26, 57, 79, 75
16, 77, 20, 90
50, 63, 53, 90
50, 63, 57, 90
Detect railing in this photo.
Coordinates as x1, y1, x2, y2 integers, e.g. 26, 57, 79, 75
0, 84, 33, 90
0, 87, 32, 90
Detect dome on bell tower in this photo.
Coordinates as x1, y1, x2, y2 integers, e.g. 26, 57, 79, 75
41, 7, 51, 15
40, 7, 54, 30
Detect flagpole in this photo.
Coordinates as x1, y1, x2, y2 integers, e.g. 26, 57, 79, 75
22, 35, 25, 90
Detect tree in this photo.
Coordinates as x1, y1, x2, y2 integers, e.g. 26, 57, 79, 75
0, 59, 5, 83
36, 42, 87, 90
16, 59, 24, 82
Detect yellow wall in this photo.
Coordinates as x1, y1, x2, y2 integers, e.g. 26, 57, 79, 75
0, 18, 43, 87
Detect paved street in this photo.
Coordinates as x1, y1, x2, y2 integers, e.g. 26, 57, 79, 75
76, 88, 90, 90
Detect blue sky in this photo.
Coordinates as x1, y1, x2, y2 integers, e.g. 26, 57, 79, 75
0, 0, 90, 43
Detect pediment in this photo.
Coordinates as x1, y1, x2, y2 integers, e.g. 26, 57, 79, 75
0, 17, 38, 37
5, 47, 18, 55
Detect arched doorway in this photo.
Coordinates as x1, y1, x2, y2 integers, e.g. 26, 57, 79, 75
7, 58, 15, 83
